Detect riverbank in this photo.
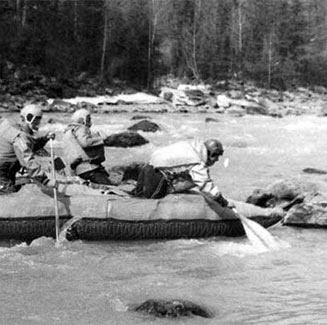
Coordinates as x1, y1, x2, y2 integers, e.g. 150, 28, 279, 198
2, 78, 327, 117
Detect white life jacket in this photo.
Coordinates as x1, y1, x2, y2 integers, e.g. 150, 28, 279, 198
150, 139, 207, 168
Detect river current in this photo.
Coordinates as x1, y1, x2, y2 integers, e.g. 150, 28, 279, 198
1, 113, 327, 324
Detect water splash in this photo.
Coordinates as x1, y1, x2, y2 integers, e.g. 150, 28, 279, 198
56, 215, 84, 247
237, 213, 280, 251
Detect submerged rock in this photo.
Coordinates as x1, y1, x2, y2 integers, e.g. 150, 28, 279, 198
103, 132, 149, 147
128, 120, 161, 132
134, 299, 213, 319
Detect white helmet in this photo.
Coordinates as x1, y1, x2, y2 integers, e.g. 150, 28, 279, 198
20, 104, 43, 131
71, 109, 90, 125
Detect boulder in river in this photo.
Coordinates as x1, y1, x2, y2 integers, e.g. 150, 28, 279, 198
134, 299, 213, 319
283, 202, 327, 227
205, 117, 219, 123
302, 167, 327, 175
127, 120, 161, 132
48, 99, 75, 112
103, 132, 149, 147
131, 115, 151, 120
246, 179, 318, 208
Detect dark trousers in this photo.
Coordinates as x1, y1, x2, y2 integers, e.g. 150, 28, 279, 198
0, 161, 21, 195
135, 164, 169, 199
79, 167, 112, 185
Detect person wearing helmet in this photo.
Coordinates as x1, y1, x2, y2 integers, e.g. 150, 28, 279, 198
63, 109, 111, 185
0, 104, 56, 194
135, 138, 232, 207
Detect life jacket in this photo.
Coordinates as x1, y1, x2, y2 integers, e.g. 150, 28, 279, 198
150, 139, 208, 168
62, 128, 89, 170
0, 119, 21, 164
62, 125, 105, 175
0, 119, 22, 185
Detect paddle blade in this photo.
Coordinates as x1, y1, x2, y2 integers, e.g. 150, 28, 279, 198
237, 212, 280, 250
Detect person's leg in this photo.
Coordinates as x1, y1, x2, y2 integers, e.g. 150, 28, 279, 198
0, 181, 20, 195
135, 164, 169, 198
79, 167, 112, 185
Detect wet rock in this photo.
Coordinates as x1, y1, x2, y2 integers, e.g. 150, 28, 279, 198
162, 91, 173, 101
76, 101, 98, 113
245, 104, 268, 115
283, 203, 327, 227
128, 120, 160, 132
46, 117, 67, 124
205, 117, 219, 123
247, 179, 318, 208
131, 115, 151, 120
246, 189, 275, 207
257, 98, 282, 116
228, 90, 243, 99
226, 106, 245, 117
103, 132, 149, 147
134, 299, 213, 319
48, 99, 75, 112
229, 140, 248, 148
303, 168, 327, 175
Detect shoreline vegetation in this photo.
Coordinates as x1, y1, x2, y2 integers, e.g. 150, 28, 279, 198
2, 1, 327, 118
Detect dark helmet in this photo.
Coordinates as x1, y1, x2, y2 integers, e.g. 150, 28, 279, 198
204, 139, 224, 166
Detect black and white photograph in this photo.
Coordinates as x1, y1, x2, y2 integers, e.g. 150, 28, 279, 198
0, 0, 327, 324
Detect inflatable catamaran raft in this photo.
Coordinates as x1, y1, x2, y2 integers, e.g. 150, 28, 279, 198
0, 184, 281, 241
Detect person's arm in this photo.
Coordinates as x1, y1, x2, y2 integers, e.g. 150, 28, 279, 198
74, 126, 103, 148
189, 163, 230, 207
13, 133, 49, 184
189, 163, 220, 197
33, 135, 49, 151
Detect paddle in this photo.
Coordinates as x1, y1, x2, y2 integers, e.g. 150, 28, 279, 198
49, 138, 60, 244
198, 191, 279, 249
231, 207, 279, 249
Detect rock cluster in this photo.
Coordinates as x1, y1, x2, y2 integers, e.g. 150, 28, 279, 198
247, 179, 327, 228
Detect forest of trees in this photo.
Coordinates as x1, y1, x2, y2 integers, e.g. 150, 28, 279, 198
1, 0, 327, 91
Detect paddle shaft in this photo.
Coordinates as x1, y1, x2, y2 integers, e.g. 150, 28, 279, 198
49, 138, 60, 242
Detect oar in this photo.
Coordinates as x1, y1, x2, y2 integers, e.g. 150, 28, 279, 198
49, 138, 60, 244
232, 207, 279, 249
198, 191, 279, 249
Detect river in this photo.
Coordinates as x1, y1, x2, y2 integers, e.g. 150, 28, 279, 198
1, 112, 327, 324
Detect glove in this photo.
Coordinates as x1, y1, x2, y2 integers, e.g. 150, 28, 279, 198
44, 178, 58, 189
227, 200, 236, 208
215, 193, 229, 207
46, 132, 56, 140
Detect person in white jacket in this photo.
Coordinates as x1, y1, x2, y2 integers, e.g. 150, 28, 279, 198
135, 138, 232, 207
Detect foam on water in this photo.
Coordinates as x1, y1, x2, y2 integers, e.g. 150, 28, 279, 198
2, 112, 327, 324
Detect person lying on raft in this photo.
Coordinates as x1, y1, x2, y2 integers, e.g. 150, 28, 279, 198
63, 109, 112, 185
135, 138, 285, 217
0, 104, 56, 194
135, 139, 233, 206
